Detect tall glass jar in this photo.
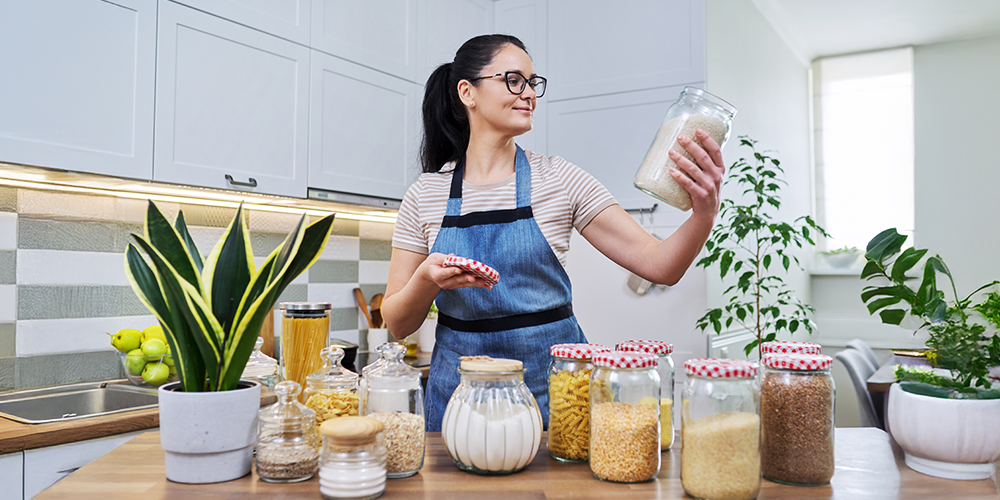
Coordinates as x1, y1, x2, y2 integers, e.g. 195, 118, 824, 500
616, 340, 675, 451
634, 86, 737, 211
589, 351, 661, 483
242, 336, 278, 387
761, 353, 835, 486
361, 343, 425, 478
547, 343, 610, 462
319, 416, 387, 500
441, 356, 543, 475
304, 347, 360, 433
681, 359, 760, 500
280, 302, 332, 401
761, 341, 822, 356
256, 381, 320, 483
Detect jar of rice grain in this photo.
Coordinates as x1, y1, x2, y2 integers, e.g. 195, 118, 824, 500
547, 343, 611, 462
633, 86, 736, 211
615, 340, 675, 451
681, 359, 760, 500
589, 351, 661, 483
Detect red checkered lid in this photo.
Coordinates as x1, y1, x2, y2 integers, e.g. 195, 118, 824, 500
760, 341, 822, 355
683, 358, 758, 378
550, 343, 611, 359
442, 255, 500, 286
763, 353, 833, 371
592, 351, 658, 369
615, 340, 673, 355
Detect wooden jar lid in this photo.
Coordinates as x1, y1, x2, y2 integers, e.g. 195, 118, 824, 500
459, 356, 523, 372
319, 416, 385, 446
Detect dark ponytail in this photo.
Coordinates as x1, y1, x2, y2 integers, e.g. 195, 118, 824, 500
420, 34, 529, 173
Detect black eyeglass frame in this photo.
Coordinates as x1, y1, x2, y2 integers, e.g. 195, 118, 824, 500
468, 71, 547, 98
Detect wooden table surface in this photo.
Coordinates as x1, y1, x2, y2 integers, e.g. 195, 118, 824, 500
35, 428, 1000, 499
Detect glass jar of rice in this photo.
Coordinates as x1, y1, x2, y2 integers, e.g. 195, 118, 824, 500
547, 343, 611, 462
633, 86, 737, 211
681, 358, 760, 500
615, 340, 675, 451
589, 351, 661, 483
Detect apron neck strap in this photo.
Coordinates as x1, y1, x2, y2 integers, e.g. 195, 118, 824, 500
446, 145, 531, 216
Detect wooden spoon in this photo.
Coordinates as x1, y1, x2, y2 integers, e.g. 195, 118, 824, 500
353, 288, 374, 328
370, 293, 384, 329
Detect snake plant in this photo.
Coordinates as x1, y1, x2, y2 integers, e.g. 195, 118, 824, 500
125, 200, 335, 392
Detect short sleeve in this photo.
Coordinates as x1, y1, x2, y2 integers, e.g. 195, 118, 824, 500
550, 156, 618, 232
392, 179, 429, 255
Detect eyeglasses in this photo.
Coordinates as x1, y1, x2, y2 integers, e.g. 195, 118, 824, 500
468, 71, 547, 98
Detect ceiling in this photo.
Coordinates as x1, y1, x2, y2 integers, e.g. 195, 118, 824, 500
752, 0, 1000, 62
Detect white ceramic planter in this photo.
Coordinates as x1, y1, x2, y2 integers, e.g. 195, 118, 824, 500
158, 380, 261, 484
887, 383, 1000, 480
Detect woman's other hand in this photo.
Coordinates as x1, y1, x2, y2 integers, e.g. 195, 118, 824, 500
422, 253, 493, 290
669, 128, 725, 218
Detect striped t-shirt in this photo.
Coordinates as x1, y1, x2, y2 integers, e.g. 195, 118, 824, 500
392, 149, 618, 265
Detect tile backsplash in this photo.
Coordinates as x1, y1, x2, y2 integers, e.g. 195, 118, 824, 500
0, 186, 393, 390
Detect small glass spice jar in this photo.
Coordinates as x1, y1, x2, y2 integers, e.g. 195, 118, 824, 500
361, 343, 425, 478
547, 343, 610, 462
441, 356, 543, 474
761, 341, 822, 356
255, 381, 320, 483
616, 340, 675, 451
761, 353, 835, 486
589, 351, 661, 483
681, 359, 760, 500
280, 302, 332, 400
242, 336, 278, 387
319, 416, 387, 500
304, 347, 360, 432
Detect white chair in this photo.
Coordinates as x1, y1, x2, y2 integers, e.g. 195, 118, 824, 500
834, 348, 882, 428
846, 338, 881, 372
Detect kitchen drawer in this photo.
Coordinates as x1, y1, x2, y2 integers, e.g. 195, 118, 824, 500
0, 451, 23, 500
23, 431, 145, 500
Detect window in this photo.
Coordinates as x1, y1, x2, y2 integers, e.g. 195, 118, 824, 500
812, 48, 914, 251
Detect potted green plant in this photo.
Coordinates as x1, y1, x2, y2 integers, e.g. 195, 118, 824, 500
125, 200, 334, 483
861, 228, 1000, 480
695, 137, 829, 359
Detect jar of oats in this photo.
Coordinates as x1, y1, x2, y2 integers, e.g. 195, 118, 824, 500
761, 353, 835, 486
589, 351, 661, 483
360, 343, 425, 478
681, 359, 760, 500
615, 340, 675, 451
634, 86, 736, 211
256, 381, 320, 483
547, 343, 611, 462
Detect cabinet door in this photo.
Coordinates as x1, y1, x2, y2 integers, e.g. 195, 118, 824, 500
154, 0, 310, 198
0, 0, 155, 180
23, 431, 144, 500
547, 0, 704, 101
172, 0, 311, 45
548, 84, 697, 226
308, 51, 421, 201
0, 452, 22, 500
311, 0, 418, 82
495, 0, 548, 155
416, 0, 494, 85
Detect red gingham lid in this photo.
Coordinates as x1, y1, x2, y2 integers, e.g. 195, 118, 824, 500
593, 351, 658, 369
683, 358, 758, 378
550, 343, 611, 359
760, 341, 822, 355
442, 255, 500, 286
615, 340, 673, 355
763, 353, 833, 371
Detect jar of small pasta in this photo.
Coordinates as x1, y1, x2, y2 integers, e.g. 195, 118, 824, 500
547, 343, 610, 462
616, 340, 675, 451
361, 343, 425, 478
589, 351, 660, 483
305, 347, 360, 433
319, 416, 386, 500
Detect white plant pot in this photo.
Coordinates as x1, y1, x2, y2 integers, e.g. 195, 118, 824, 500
887, 383, 1000, 480
158, 380, 261, 484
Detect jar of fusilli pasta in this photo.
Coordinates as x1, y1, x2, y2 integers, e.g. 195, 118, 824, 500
304, 347, 360, 434
547, 343, 610, 462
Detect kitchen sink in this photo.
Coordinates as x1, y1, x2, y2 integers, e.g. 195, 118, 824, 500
0, 381, 159, 424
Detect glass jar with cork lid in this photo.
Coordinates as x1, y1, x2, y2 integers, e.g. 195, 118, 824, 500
547, 343, 610, 462
255, 381, 320, 483
615, 340, 675, 451
319, 416, 387, 500
361, 342, 425, 478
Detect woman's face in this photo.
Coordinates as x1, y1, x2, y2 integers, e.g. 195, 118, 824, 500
463, 44, 537, 137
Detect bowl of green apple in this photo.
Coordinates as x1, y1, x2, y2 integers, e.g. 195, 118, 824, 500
111, 325, 179, 388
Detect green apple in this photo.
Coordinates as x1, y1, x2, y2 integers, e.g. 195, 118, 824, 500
109, 329, 142, 353
125, 349, 146, 376
168, 364, 177, 377
141, 338, 168, 360
163, 354, 175, 367
142, 325, 167, 344
142, 361, 171, 385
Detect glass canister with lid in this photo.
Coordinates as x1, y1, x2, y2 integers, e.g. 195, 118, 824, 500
681, 359, 761, 500
760, 341, 822, 356
304, 346, 360, 432
242, 336, 278, 387
441, 356, 543, 474
280, 302, 332, 401
634, 86, 737, 211
360, 342, 425, 478
547, 343, 610, 462
255, 381, 321, 483
319, 416, 387, 500
589, 351, 661, 483
761, 353, 835, 486
615, 340, 675, 451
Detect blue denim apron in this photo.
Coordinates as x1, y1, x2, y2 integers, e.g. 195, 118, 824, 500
425, 145, 587, 431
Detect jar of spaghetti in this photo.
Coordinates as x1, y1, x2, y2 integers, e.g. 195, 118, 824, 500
547, 343, 610, 462
616, 340, 675, 451
761, 341, 822, 355
280, 302, 332, 401
361, 343, 425, 478
634, 86, 736, 211
305, 347, 360, 433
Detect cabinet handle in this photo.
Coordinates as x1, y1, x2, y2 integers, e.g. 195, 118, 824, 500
225, 174, 258, 188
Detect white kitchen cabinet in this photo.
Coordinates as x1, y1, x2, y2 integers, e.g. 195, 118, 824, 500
172, 0, 311, 46
23, 430, 145, 500
0, 451, 23, 500
547, 0, 704, 101
495, 0, 549, 155
312, 0, 418, 83
308, 51, 422, 201
0, 0, 156, 180
416, 0, 495, 85
154, 0, 310, 199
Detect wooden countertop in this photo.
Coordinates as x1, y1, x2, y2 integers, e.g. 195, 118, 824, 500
34, 428, 1000, 499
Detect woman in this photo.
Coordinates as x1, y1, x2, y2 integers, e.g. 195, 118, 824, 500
382, 34, 724, 431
